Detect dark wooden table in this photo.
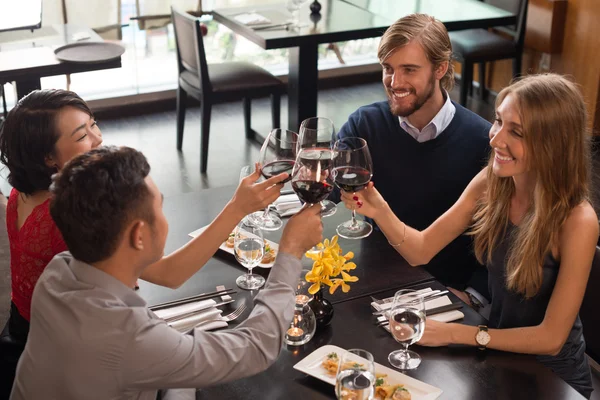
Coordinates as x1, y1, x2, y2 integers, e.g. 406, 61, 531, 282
138, 185, 433, 306
194, 280, 583, 399
0, 24, 122, 99
139, 185, 584, 399
212, 0, 516, 131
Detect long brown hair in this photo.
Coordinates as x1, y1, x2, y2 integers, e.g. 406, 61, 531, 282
471, 74, 591, 298
377, 13, 454, 91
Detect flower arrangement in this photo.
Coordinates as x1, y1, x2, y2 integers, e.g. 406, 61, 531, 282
305, 235, 358, 295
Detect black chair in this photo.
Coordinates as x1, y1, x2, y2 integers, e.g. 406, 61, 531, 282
580, 246, 600, 365
449, 0, 529, 106
171, 7, 284, 173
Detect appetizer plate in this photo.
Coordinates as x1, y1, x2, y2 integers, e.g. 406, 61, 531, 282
188, 225, 278, 269
293, 345, 442, 400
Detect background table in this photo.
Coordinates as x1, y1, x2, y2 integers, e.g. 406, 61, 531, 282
212, 0, 516, 131
0, 24, 122, 99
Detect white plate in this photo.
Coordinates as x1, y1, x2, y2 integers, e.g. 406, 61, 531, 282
188, 225, 278, 269
293, 345, 443, 400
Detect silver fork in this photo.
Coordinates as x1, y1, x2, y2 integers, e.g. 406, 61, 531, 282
192, 303, 247, 330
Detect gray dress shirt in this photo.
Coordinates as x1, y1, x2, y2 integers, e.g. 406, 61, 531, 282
11, 251, 301, 400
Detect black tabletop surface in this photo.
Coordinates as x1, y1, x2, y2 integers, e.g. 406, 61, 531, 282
138, 185, 433, 306
195, 280, 583, 400
212, 0, 517, 50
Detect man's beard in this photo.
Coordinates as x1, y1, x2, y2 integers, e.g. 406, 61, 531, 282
387, 73, 436, 117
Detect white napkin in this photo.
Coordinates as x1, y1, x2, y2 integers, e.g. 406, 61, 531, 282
169, 308, 226, 333
153, 299, 217, 320
375, 289, 465, 333
274, 193, 302, 216
234, 12, 271, 26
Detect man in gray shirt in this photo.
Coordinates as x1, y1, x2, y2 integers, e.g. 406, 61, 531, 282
11, 146, 323, 400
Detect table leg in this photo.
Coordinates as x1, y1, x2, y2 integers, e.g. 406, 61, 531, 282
288, 42, 319, 132
15, 79, 42, 100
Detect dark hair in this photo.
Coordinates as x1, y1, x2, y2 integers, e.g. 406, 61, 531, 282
0, 89, 93, 195
50, 146, 154, 264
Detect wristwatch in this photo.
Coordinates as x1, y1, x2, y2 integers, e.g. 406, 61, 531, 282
475, 325, 491, 350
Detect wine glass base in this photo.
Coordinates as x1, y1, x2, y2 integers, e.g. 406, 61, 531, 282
320, 200, 337, 217
336, 220, 372, 239
246, 211, 283, 231
388, 350, 421, 370
236, 274, 265, 290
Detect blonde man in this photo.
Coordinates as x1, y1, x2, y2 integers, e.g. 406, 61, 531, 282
335, 14, 491, 306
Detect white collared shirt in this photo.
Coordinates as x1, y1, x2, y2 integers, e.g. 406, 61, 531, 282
398, 91, 456, 143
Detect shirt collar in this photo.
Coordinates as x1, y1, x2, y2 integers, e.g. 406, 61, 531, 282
69, 257, 147, 307
398, 90, 456, 136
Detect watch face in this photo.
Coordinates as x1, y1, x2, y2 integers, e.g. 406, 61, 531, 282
476, 330, 491, 346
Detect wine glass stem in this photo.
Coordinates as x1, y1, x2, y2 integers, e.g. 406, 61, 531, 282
247, 267, 254, 282
399, 343, 409, 360
350, 210, 359, 227
262, 203, 272, 218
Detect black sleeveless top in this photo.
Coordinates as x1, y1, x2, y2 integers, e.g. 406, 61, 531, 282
487, 224, 593, 398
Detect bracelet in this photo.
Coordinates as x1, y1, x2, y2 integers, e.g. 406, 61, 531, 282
387, 222, 407, 247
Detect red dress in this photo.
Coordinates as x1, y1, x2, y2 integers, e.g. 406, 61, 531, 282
6, 189, 67, 321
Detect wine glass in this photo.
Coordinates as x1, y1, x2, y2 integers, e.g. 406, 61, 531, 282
286, 0, 309, 29
246, 129, 298, 231
388, 289, 426, 370
332, 137, 374, 239
297, 117, 337, 217
335, 349, 375, 400
233, 220, 266, 290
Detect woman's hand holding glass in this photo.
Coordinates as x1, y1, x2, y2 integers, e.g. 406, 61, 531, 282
339, 182, 389, 221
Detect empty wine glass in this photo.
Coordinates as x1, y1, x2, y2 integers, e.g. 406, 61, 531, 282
335, 349, 375, 400
286, 0, 309, 29
332, 137, 374, 239
388, 289, 426, 370
233, 220, 266, 290
246, 129, 298, 231
297, 117, 337, 217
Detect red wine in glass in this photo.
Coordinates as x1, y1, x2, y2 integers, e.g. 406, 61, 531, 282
261, 160, 295, 184
332, 166, 372, 192
291, 181, 333, 204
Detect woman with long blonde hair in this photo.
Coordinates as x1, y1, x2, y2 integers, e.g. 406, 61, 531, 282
342, 74, 595, 397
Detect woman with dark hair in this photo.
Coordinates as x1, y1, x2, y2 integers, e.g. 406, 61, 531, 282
0, 89, 287, 397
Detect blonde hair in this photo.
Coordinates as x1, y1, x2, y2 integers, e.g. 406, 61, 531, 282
471, 74, 591, 298
377, 14, 454, 91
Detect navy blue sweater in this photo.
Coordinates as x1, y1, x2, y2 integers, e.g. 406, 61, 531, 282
335, 101, 491, 290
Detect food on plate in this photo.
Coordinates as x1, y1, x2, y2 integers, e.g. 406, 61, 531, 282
322, 352, 339, 375
262, 241, 276, 263
225, 233, 235, 248
321, 352, 411, 400
374, 376, 411, 400
223, 233, 277, 263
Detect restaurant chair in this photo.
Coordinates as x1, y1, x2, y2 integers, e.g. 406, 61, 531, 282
449, 0, 529, 106
171, 7, 285, 173
580, 246, 600, 366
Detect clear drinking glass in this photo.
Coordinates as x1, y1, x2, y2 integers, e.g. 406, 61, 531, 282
297, 117, 337, 217
388, 289, 426, 370
233, 220, 266, 290
332, 137, 374, 239
246, 129, 298, 231
335, 349, 376, 400
286, 0, 309, 29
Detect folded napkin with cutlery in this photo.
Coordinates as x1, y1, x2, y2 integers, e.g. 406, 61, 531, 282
234, 12, 271, 26
153, 299, 228, 333
274, 193, 302, 217
373, 288, 464, 330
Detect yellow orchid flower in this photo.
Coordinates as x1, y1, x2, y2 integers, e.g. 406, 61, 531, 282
304, 235, 358, 295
